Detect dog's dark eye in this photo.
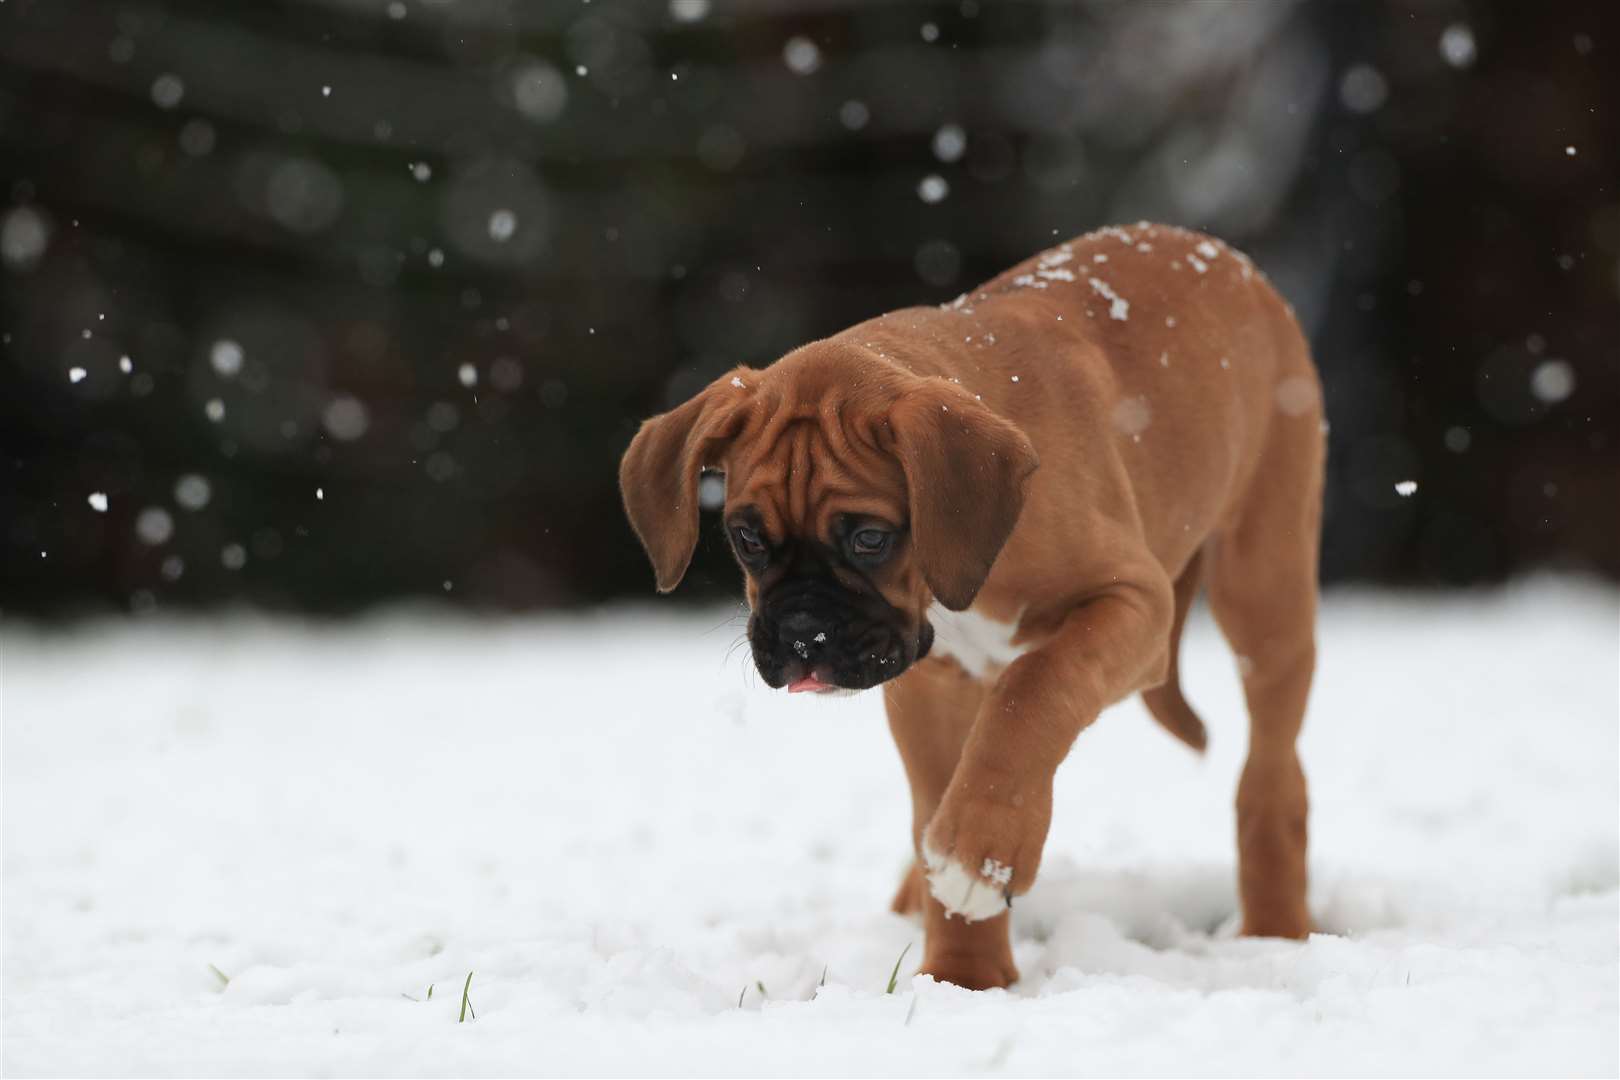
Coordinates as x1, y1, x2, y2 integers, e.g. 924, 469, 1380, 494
732, 525, 766, 559
850, 527, 891, 559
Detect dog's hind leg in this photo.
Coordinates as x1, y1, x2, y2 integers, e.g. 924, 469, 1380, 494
1140, 548, 1208, 752
1206, 388, 1325, 940
889, 859, 924, 917
884, 665, 1018, 990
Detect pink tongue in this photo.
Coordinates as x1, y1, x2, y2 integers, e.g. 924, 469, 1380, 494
788, 674, 829, 693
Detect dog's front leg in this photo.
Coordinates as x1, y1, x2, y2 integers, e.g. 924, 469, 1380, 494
886, 665, 1022, 990
921, 577, 1174, 926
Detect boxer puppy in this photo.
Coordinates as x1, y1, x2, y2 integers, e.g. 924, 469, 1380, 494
619, 224, 1324, 990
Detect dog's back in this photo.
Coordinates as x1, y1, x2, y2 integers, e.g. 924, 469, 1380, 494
832, 223, 1323, 594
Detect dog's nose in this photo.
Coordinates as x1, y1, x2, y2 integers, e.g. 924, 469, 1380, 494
777, 611, 831, 659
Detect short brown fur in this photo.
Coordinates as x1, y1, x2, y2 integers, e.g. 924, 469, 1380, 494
620, 224, 1324, 990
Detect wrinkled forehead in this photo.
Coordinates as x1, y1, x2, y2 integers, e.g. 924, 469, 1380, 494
723, 415, 906, 540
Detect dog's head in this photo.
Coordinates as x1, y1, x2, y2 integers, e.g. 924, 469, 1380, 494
619, 342, 1039, 693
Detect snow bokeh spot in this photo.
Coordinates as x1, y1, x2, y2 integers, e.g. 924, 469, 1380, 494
698, 472, 726, 510
487, 208, 518, 243
150, 73, 185, 109
210, 339, 244, 378
1530, 359, 1575, 403
135, 507, 174, 545
511, 62, 568, 123
174, 474, 212, 512
1439, 24, 1477, 68
932, 123, 966, 163
1339, 64, 1388, 113
782, 36, 821, 75
1, 205, 50, 269
322, 396, 370, 441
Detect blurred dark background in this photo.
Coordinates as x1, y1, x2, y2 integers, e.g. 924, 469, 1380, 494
1, 0, 1615, 617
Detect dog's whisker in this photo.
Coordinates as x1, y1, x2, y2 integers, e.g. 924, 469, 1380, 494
701, 607, 751, 637
722, 634, 751, 668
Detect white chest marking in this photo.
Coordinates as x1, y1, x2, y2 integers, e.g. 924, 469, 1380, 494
926, 602, 1030, 678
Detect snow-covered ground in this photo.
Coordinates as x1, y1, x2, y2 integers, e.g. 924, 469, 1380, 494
3, 579, 1616, 1077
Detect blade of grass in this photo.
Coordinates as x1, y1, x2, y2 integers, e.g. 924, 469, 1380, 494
427, 983, 434, 1000
755, 980, 768, 999
884, 942, 913, 994
807, 964, 827, 999
458, 971, 475, 1023
737, 985, 747, 1008
207, 964, 231, 988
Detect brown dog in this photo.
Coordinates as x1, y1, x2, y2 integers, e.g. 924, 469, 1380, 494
619, 223, 1324, 990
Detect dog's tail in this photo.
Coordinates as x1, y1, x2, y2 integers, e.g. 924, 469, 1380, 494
1141, 550, 1208, 752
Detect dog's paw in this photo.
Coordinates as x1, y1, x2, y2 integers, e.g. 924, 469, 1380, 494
921, 788, 1051, 922
920, 844, 1013, 921
919, 949, 1020, 991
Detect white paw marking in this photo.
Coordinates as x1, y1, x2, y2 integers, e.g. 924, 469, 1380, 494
926, 603, 1029, 678
922, 843, 1012, 922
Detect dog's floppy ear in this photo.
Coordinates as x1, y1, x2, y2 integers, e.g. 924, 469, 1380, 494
619, 373, 750, 591
889, 383, 1039, 611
